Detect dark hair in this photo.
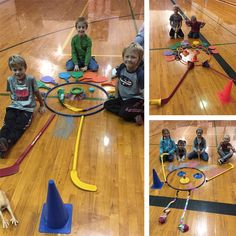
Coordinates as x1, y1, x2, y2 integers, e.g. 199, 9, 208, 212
162, 128, 170, 135
177, 140, 186, 146
196, 128, 203, 134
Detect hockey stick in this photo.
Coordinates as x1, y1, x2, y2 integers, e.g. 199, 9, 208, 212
0, 114, 56, 177
206, 163, 234, 182
160, 153, 169, 182
150, 61, 194, 106
70, 116, 97, 191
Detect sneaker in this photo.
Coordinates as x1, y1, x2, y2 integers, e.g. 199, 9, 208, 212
134, 114, 144, 126
0, 137, 8, 152
0, 151, 6, 158
111, 68, 117, 78
218, 159, 224, 165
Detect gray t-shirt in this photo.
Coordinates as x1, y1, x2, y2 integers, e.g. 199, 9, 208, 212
169, 13, 183, 28
7, 75, 39, 112
118, 67, 144, 100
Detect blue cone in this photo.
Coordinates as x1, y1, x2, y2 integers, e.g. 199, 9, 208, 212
39, 179, 73, 234
151, 169, 164, 189
202, 60, 210, 68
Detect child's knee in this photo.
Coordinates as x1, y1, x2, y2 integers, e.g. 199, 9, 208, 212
201, 153, 209, 161
89, 60, 99, 71
66, 59, 74, 71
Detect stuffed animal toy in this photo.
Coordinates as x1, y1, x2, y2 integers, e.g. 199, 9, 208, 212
0, 190, 18, 228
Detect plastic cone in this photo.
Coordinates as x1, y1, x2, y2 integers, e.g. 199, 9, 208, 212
39, 179, 72, 234
151, 169, 164, 189
191, 54, 198, 62
202, 60, 210, 68
218, 80, 233, 104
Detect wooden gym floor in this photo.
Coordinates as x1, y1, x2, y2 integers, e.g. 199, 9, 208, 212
150, 120, 236, 235
0, 1, 144, 235
150, 0, 236, 115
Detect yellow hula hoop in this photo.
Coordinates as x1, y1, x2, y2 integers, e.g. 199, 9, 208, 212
206, 163, 234, 182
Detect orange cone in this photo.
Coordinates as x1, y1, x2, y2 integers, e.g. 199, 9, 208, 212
191, 53, 198, 62
218, 80, 233, 104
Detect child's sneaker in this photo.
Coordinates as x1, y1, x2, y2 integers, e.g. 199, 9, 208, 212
111, 68, 117, 78
0, 137, 8, 152
134, 114, 144, 126
0, 151, 6, 158
218, 158, 224, 165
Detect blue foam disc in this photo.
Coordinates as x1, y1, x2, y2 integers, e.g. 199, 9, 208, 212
177, 171, 186, 177
193, 173, 203, 179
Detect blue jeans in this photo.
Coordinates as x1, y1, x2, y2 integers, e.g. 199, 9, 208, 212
188, 31, 200, 39
218, 150, 233, 161
188, 151, 208, 161
66, 57, 99, 71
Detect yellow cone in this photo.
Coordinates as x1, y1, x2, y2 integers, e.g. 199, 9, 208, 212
180, 176, 190, 184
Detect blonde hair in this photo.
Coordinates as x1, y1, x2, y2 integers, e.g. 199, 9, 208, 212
223, 135, 230, 141
8, 55, 27, 70
122, 42, 144, 64
75, 17, 88, 29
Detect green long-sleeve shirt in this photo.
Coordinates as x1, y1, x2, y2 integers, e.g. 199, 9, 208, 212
71, 34, 92, 66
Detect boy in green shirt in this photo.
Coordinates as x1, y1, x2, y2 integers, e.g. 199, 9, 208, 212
66, 17, 99, 72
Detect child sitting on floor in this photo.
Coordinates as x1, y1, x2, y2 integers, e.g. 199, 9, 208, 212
104, 42, 144, 125
217, 135, 235, 164
176, 140, 187, 161
0, 55, 46, 158
159, 129, 176, 162
186, 15, 205, 39
188, 128, 209, 161
66, 17, 99, 72
169, 5, 184, 39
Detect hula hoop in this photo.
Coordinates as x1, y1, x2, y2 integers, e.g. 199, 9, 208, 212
178, 45, 212, 67
166, 167, 206, 191
44, 82, 109, 117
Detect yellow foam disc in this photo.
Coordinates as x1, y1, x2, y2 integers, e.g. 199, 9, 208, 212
180, 176, 190, 184
192, 41, 200, 47
150, 99, 161, 106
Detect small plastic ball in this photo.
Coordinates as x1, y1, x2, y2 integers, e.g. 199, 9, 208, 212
159, 216, 166, 224
178, 223, 189, 232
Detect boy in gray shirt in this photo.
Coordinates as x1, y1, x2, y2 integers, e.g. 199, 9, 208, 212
169, 5, 184, 39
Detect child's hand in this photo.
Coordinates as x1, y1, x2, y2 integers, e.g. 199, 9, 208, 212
38, 105, 46, 114
81, 66, 88, 72
74, 65, 79, 71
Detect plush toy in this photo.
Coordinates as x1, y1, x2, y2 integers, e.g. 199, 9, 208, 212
0, 190, 18, 228
176, 140, 187, 161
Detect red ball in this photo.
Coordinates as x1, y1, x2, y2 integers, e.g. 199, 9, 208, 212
159, 216, 166, 224
183, 224, 189, 232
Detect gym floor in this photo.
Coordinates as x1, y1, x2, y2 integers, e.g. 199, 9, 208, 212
150, 0, 236, 115
0, 1, 144, 235
150, 120, 236, 235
